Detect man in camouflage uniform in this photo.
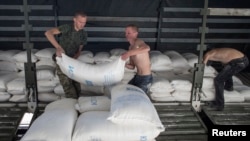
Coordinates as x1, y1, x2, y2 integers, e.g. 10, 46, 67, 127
45, 10, 88, 98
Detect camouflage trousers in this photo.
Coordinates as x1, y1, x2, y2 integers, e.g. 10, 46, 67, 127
56, 65, 81, 99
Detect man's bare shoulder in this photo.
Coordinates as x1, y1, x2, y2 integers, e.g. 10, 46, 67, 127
213, 47, 238, 52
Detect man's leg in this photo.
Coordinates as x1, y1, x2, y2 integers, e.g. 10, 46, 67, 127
224, 76, 233, 91
134, 74, 153, 94
56, 65, 78, 99
128, 75, 136, 85
213, 65, 234, 110
73, 80, 81, 97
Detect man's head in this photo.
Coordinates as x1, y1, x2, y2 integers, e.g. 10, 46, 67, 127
73, 10, 87, 31
125, 24, 139, 41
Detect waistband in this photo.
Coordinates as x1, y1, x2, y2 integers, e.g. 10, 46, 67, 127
229, 55, 248, 64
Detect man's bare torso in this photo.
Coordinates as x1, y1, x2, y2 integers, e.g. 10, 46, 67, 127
129, 39, 151, 75
204, 48, 244, 64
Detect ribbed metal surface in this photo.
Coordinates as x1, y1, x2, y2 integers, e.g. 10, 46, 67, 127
0, 106, 26, 141
155, 104, 208, 141
202, 104, 250, 125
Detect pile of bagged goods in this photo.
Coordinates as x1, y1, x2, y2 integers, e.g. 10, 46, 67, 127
0, 48, 249, 103
21, 84, 165, 141
1, 48, 250, 140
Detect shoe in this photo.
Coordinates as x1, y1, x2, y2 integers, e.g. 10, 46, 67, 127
224, 87, 234, 91
208, 101, 224, 111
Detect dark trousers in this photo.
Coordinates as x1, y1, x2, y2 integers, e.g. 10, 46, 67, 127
214, 56, 249, 106
56, 65, 81, 99
128, 74, 153, 94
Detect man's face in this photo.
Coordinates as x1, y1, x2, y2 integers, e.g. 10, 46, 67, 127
73, 15, 87, 31
125, 27, 138, 41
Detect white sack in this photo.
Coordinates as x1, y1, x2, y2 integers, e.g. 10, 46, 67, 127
172, 90, 191, 102
150, 51, 172, 71
201, 88, 245, 102
34, 48, 55, 60
38, 93, 60, 102
18, 69, 55, 80
201, 88, 216, 101
36, 59, 56, 69
182, 53, 198, 67
150, 93, 175, 102
80, 83, 104, 94
13, 50, 38, 63
0, 92, 11, 102
0, 73, 18, 92
0, 50, 21, 62
94, 51, 111, 63
9, 94, 27, 102
170, 79, 192, 91
56, 53, 125, 86
150, 77, 174, 93
21, 99, 77, 141
0, 61, 19, 72
37, 80, 57, 88
75, 96, 111, 113
202, 77, 214, 89
110, 48, 127, 56
72, 111, 159, 141
7, 77, 26, 95
224, 90, 245, 102
53, 84, 65, 95
77, 51, 95, 64
45, 98, 77, 112
239, 89, 250, 101
204, 66, 217, 76
164, 50, 191, 74
37, 86, 54, 93
108, 84, 165, 132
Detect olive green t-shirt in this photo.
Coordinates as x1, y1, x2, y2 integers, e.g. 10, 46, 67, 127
58, 24, 87, 57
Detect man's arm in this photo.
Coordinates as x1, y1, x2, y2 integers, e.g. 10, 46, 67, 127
121, 40, 150, 60
45, 27, 64, 56
73, 45, 83, 59
125, 59, 135, 70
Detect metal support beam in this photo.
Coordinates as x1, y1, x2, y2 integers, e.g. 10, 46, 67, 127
22, 0, 38, 113
155, 0, 163, 50
191, 0, 208, 112
208, 8, 250, 16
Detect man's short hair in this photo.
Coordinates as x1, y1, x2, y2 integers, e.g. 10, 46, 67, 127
126, 24, 139, 32
74, 10, 87, 17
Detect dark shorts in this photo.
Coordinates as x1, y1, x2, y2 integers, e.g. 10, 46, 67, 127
128, 74, 153, 94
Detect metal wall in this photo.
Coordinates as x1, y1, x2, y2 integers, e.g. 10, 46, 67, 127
0, 0, 249, 57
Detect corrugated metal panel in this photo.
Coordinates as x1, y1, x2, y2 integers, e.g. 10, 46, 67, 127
202, 104, 250, 125
155, 104, 208, 141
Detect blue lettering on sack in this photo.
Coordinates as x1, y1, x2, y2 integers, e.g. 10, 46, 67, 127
85, 80, 93, 86
126, 87, 144, 94
68, 65, 74, 78
91, 97, 97, 105
104, 72, 114, 86
140, 136, 147, 141
90, 136, 101, 141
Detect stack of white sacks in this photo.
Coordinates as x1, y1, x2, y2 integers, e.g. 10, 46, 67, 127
1, 48, 250, 103
21, 84, 165, 141
0, 50, 21, 102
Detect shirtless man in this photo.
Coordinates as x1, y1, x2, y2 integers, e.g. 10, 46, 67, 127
203, 48, 249, 111
121, 24, 152, 94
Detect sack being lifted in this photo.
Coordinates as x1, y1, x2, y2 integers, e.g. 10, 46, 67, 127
56, 53, 125, 86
